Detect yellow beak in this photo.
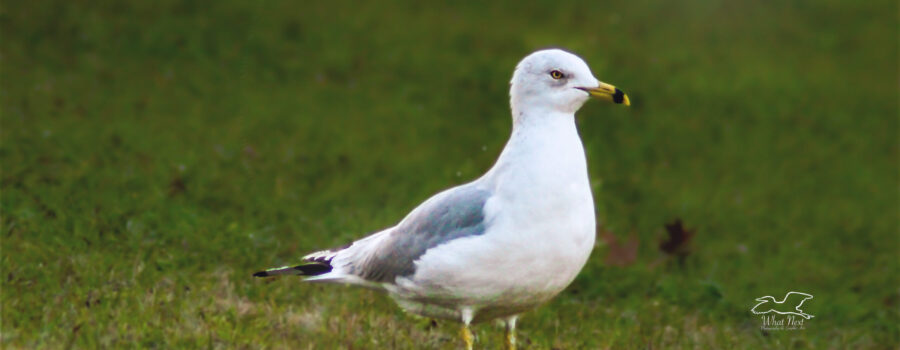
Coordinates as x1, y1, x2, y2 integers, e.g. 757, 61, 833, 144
578, 82, 631, 106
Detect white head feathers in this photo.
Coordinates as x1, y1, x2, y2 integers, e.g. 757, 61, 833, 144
509, 49, 601, 118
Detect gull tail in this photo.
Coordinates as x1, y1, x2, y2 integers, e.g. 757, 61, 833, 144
252, 233, 390, 289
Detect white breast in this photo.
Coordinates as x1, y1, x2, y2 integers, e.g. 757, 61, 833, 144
397, 112, 596, 311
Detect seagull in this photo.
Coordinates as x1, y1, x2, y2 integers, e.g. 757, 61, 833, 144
254, 49, 630, 349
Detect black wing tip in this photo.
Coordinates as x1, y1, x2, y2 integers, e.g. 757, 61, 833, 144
253, 262, 333, 278
294, 263, 333, 276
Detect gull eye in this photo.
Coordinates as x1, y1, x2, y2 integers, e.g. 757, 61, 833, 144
549, 70, 564, 80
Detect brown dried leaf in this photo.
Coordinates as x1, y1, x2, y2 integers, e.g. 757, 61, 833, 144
168, 176, 186, 196
660, 219, 694, 257
602, 230, 639, 267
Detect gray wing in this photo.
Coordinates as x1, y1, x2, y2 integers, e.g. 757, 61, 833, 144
349, 184, 492, 283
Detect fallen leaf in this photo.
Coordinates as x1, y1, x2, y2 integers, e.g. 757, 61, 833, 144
602, 229, 639, 267
168, 176, 186, 196
660, 219, 694, 260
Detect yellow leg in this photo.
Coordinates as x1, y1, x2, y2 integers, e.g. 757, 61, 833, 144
461, 324, 474, 350
504, 316, 518, 350
460, 308, 475, 350
504, 327, 516, 350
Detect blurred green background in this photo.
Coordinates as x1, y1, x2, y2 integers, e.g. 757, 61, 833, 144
2, 0, 897, 348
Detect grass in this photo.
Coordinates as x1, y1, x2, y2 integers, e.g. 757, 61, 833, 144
2, 0, 898, 348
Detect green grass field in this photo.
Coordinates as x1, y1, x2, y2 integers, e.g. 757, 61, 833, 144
2, 1, 898, 348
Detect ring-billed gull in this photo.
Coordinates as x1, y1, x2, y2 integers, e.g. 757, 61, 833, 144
254, 49, 630, 349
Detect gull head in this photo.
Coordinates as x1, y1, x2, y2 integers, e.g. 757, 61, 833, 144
510, 49, 629, 117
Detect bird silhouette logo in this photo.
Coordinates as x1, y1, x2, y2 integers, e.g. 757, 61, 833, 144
750, 291, 815, 319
